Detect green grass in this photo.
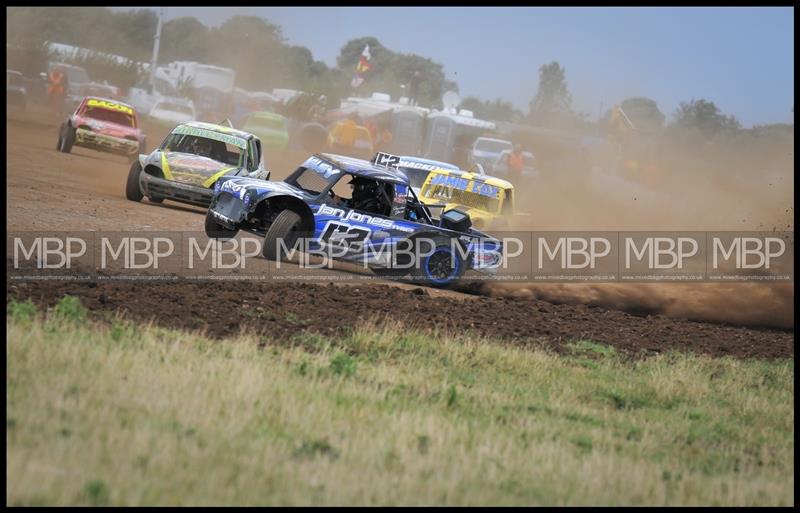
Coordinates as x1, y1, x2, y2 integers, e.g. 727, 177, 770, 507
5, 298, 794, 506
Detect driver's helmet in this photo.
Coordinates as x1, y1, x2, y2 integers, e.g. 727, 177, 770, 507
189, 137, 212, 157
350, 177, 392, 215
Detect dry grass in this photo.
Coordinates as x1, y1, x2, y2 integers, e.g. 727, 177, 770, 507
6, 297, 794, 506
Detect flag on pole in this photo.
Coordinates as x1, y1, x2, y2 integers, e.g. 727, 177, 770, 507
356, 45, 372, 73
351, 44, 371, 89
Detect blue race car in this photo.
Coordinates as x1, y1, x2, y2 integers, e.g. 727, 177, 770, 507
204, 152, 504, 288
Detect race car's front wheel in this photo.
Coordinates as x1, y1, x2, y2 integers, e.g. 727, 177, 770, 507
204, 212, 238, 241
262, 210, 304, 262
410, 236, 465, 288
125, 161, 144, 202
57, 124, 75, 153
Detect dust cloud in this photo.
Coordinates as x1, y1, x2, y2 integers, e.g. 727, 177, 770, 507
490, 135, 794, 329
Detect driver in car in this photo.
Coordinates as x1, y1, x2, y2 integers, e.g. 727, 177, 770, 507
185, 137, 213, 159
331, 177, 393, 216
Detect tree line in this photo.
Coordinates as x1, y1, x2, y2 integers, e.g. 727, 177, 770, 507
7, 6, 790, 142
6, 8, 457, 110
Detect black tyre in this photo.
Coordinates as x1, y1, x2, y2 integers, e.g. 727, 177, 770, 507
125, 161, 144, 202
58, 124, 75, 153
56, 124, 65, 151
262, 210, 303, 261
410, 236, 465, 288
204, 212, 238, 241
148, 196, 164, 204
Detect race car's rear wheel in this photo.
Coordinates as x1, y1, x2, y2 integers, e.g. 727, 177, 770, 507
204, 212, 238, 241
125, 161, 144, 202
410, 236, 465, 288
262, 210, 304, 262
57, 124, 75, 153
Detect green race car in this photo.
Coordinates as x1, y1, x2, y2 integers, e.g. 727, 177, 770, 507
241, 111, 289, 153
125, 121, 269, 208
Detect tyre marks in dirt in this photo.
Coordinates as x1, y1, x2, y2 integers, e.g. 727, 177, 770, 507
7, 280, 793, 359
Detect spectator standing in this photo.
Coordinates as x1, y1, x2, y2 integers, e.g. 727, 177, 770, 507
47, 68, 68, 115
506, 143, 525, 183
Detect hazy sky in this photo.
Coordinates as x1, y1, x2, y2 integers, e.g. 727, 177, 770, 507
119, 6, 793, 127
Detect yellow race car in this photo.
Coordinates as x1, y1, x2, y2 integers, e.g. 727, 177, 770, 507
416, 168, 523, 230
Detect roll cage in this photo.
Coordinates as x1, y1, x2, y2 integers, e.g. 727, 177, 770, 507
284, 159, 435, 225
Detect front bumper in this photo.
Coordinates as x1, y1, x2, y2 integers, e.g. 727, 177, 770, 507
141, 174, 213, 207
208, 192, 248, 228
75, 128, 139, 156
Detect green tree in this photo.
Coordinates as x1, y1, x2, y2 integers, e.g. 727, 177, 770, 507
392, 53, 458, 109
6, 7, 157, 75
601, 97, 666, 134
671, 98, 741, 137
335, 37, 457, 108
528, 61, 573, 127
459, 96, 524, 122
5, 8, 461, 111
104, 9, 157, 61
160, 17, 210, 64
336, 36, 387, 70
205, 16, 285, 91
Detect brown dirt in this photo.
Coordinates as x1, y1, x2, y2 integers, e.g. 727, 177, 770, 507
7, 280, 794, 360
5, 104, 795, 359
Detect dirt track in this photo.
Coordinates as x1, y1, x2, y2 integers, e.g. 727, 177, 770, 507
5, 105, 794, 359
7, 280, 794, 359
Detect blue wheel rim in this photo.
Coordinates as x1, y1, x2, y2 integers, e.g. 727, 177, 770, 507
424, 247, 460, 284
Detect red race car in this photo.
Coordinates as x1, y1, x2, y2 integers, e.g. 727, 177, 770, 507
56, 96, 146, 162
